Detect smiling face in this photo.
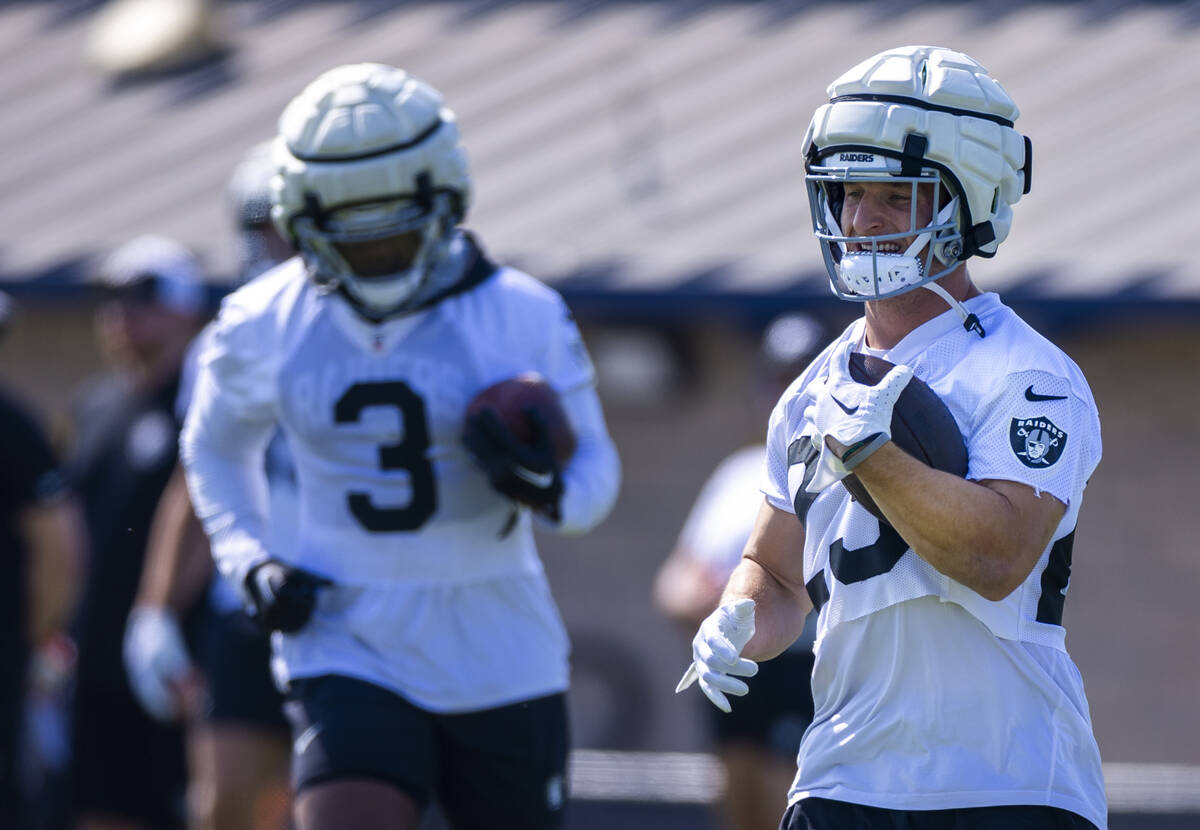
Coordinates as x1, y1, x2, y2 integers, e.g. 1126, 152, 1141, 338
806, 158, 970, 303
840, 179, 937, 256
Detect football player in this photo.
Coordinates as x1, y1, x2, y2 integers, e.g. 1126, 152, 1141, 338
677, 46, 1106, 829
180, 64, 621, 830
123, 141, 295, 830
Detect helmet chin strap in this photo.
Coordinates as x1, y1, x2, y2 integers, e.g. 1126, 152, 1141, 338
921, 280, 986, 338
915, 196, 984, 337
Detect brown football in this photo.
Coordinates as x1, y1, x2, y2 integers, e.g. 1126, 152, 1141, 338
842, 353, 968, 524
465, 373, 578, 464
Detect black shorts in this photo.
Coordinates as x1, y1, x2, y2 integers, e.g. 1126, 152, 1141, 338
69, 687, 187, 828
711, 648, 814, 758
284, 674, 569, 830
191, 607, 288, 731
781, 797, 1099, 830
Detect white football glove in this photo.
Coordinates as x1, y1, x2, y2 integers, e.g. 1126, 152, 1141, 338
675, 598, 758, 713
123, 606, 194, 722
802, 339, 913, 491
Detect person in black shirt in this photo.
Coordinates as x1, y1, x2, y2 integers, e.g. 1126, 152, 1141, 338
65, 239, 207, 830
0, 292, 86, 829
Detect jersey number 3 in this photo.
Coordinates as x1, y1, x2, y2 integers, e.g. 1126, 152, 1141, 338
334, 381, 436, 532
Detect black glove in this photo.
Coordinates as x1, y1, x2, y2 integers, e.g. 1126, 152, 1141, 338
462, 407, 564, 522
245, 560, 331, 634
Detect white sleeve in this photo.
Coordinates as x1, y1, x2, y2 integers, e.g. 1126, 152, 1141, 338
174, 325, 212, 422
762, 332, 844, 516
551, 380, 621, 535
763, 396, 794, 514
179, 304, 279, 601
538, 292, 595, 389
521, 291, 619, 534
965, 368, 1101, 506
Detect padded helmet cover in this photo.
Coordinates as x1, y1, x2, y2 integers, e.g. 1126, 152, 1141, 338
804, 45, 1029, 261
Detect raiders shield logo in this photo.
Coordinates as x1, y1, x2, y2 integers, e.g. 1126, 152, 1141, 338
1010, 416, 1067, 468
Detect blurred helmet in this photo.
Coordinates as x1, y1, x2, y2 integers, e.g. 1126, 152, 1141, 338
227, 140, 292, 282
97, 235, 207, 314
760, 312, 824, 390
803, 45, 1031, 302
228, 140, 275, 231
271, 63, 471, 318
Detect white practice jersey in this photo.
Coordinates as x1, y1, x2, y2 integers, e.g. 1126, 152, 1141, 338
763, 293, 1106, 828
180, 323, 300, 615
181, 249, 620, 713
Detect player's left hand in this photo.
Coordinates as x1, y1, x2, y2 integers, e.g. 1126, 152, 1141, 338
675, 599, 759, 713
803, 339, 913, 484
123, 606, 201, 721
462, 407, 564, 521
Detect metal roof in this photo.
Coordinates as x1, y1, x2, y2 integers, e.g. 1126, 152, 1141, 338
4, 0, 1200, 304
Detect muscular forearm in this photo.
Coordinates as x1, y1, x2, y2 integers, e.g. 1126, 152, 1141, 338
554, 385, 621, 534
720, 556, 811, 662
850, 442, 1059, 600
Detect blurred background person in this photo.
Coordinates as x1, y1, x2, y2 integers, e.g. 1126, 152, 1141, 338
123, 141, 296, 830
182, 63, 621, 830
655, 312, 824, 830
64, 237, 208, 830
0, 292, 87, 829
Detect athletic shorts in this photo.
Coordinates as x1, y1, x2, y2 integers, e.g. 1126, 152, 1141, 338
191, 607, 288, 731
781, 797, 1100, 830
69, 687, 187, 828
284, 674, 569, 830
711, 648, 814, 758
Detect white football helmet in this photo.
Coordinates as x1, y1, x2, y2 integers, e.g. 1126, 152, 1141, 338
803, 45, 1031, 303
228, 140, 288, 283
272, 63, 471, 318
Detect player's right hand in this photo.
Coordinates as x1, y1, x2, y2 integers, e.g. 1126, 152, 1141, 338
246, 559, 332, 634
462, 407, 565, 521
675, 598, 759, 713
123, 605, 197, 722
803, 339, 913, 464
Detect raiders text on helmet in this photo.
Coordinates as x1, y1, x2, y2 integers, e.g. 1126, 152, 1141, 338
802, 45, 1031, 302
271, 63, 472, 318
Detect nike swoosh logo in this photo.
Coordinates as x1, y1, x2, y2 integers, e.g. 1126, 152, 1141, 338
1025, 385, 1067, 402
830, 395, 859, 415
514, 467, 555, 488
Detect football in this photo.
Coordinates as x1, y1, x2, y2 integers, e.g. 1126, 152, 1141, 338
841, 353, 968, 524
465, 373, 578, 464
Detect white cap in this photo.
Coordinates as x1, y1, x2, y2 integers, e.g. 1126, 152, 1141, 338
97, 235, 207, 314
